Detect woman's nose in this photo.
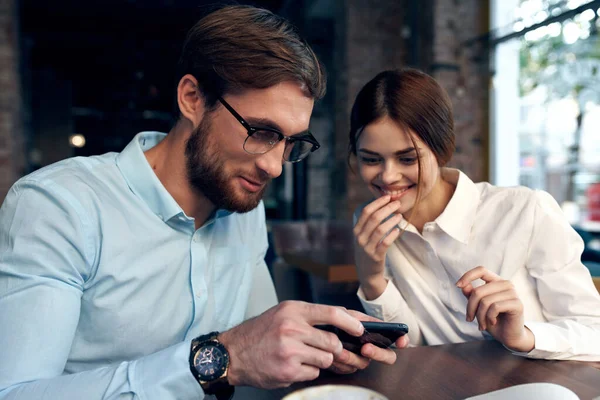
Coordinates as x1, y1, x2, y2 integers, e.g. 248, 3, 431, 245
380, 163, 400, 184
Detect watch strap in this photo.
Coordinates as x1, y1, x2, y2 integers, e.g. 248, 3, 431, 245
189, 331, 234, 400
213, 384, 234, 400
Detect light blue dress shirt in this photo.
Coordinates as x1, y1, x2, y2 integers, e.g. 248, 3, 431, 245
0, 132, 278, 399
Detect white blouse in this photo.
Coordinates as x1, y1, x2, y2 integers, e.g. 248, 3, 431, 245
357, 168, 600, 361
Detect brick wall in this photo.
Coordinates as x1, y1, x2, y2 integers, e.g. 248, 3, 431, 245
307, 114, 334, 219
334, 0, 408, 220
0, 0, 24, 203
432, 0, 490, 184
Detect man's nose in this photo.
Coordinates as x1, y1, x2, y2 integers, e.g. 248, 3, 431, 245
255, 140, 285, 179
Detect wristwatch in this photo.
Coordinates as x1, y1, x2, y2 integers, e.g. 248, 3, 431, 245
189, 331, 234, 400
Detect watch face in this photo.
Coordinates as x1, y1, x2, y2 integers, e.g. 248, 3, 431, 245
193, 343, 229, 381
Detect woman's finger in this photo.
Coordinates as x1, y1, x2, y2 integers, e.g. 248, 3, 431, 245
465, 280, 513, 322
354, 195, 392, 234
361, 201, 402, 239
485, 299, 524, 326
474, 290, 518, 330
457, 266, 501, 288
371, 212, 404, 244
364, 214, 403, 257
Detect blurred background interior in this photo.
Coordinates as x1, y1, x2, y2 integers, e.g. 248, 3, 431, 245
1, 0, 599, 306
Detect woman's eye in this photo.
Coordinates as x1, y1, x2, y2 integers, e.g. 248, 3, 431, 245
359, 157, 380, 164
399, 157, 417, 165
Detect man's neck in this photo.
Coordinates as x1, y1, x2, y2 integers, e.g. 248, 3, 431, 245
144, 124, 215, 229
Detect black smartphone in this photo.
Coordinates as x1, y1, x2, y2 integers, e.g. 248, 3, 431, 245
315, 321, 409, 354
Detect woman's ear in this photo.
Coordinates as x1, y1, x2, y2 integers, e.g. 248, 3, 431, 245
177, 74, 205, 128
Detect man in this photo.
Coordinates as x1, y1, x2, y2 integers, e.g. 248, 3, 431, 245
0, 5, 408, 400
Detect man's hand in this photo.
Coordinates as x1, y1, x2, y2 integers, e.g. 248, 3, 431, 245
218, 301, 407, 389
327, 309, 409, 375
456, 266, 534, 353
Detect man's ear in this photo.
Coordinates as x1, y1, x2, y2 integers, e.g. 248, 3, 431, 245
177, 74, 205, 127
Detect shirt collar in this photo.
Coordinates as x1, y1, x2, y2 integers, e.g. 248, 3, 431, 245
116, 132, 185, 222
434, 168, 480, 244
116, 132, 234, 224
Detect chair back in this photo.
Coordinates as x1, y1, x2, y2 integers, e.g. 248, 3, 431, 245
270, 221, 311, 256
270, 220, 354, 256
307, 220, 354, 252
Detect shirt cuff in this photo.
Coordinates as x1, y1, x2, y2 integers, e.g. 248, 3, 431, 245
131, 340, 205, 400
504, 321, 562, 359
357, 279, 404, 321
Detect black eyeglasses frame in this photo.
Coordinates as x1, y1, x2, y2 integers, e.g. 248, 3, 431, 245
217, 97, 320, 163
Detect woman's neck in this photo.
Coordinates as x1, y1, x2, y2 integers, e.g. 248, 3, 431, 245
405, 171, 456, 233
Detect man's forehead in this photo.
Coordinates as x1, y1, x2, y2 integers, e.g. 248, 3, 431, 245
222, 82, 314, 134
239, 82, 309, 97
226, 83, 314, 114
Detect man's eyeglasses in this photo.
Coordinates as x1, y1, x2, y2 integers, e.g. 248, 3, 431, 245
218, 97, 320, 163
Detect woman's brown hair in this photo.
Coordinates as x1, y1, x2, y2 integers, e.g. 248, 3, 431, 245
348, 68, 456, 226
176, 5, 326, 111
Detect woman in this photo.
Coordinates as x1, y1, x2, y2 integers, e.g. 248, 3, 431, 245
350, 68, 600, 360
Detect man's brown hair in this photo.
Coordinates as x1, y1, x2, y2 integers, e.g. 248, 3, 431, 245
176, 5, 327, 111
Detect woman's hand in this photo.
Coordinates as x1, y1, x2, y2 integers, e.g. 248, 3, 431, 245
456, 266, 535, 353
353, 195, 404, 300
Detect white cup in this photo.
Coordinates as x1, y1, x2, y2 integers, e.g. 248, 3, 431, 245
282, 384, 388, 400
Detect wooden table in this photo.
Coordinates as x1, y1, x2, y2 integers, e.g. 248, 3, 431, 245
235, 340, 600, 400
281, 249, 358, 283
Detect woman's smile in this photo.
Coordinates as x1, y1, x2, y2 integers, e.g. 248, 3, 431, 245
373, 184, 416, 201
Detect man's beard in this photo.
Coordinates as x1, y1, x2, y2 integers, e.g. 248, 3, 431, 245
185, 115, 269, 213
